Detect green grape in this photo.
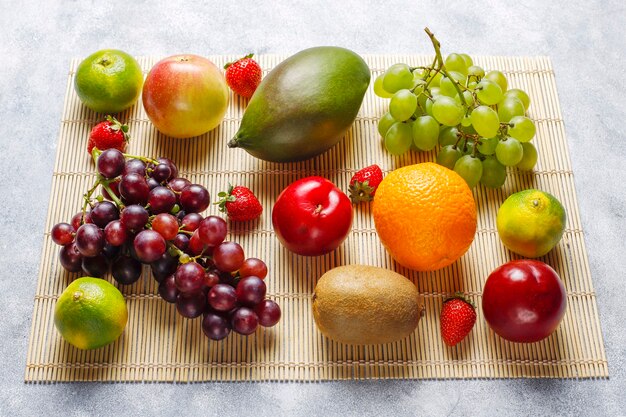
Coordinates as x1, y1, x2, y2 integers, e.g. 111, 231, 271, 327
412, 115, 439, 151
495, 137, 523, 166
462, 90, 474, 105
432, 96, 464, 126
425, 97, 434, 116
389, 89, 418, 121
460, 53, 473, 68
461, 114, 472, 127
498, 97, 525, 123
485, 70, 508, 92
374, 74, 393, 98
480, 157, 507, 188
377, 112, 397, 137
384, 122, 413, 155
504, 88, 530, 110
445, 53, 468, 77
508, 115, 536, 142
467, 81, 478, 90
460, 123, 477, 135
426, 71, 442, 87
382, 64, 414, 93
517, 142, 538, 170
470, 105, 500, 138
477, 136, 499, 155
430, 87, 441, 97
436, 145, 463, 170
411, 72, 426, 90
468, 65, 485, 78
454, 155, 483, 188
438, 126, 459, 146
476, 79, 503, 105
440, 71, 465, 97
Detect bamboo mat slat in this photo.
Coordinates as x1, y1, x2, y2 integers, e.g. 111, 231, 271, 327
25, 55, 608, 382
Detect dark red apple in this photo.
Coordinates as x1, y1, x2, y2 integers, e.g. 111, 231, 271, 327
482, 259, 567, 343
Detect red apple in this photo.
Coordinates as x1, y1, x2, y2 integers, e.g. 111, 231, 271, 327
272, 176, 353, 256
142, 54, 229, 138
482, 259, 567, 343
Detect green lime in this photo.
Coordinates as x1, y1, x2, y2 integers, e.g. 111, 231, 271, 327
54, 277, 128, 350
496, 189, 566, 258
74, 49, 143, 114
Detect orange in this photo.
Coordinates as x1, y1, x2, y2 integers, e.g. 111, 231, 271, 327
372, 162, 477, 271
54, 277, 128, 350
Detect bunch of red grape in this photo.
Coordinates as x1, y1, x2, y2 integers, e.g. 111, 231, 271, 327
50, 148, 281, 341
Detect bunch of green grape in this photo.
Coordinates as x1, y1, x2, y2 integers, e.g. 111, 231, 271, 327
374, 40, 538, 189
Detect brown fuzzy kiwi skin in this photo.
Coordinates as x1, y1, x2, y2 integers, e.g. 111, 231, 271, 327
312, 265, 425, 345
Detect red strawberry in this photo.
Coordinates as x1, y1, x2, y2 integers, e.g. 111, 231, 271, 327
216, 185, 263, 222
87, 115, 129, 155
224, 54, 262, 99
440, 293, 477, 346
348, 165, 383, 204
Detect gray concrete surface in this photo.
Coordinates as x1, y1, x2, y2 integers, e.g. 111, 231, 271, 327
1, 0, 624, 416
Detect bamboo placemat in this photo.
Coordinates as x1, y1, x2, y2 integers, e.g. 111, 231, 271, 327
25, 54, 608, 382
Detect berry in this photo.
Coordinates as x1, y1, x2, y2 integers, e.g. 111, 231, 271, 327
87, 115, 129, 155
216, 185, 262, 222
440, 294, 477, 346
224, 54, 262, 99
348, 165, 383, 204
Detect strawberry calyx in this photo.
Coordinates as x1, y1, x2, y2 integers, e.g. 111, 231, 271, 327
443, 292, 476, 309
224, 53, 254, 70
216, 184, 236, 213
105, 115, 130, 142
348, 180, 376, 204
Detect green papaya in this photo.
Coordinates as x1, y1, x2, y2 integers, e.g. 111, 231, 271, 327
228, 47, 371, 162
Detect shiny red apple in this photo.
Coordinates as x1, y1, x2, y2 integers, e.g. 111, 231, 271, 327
272, 176, 353, 256
142, 54, 229, 138
482, 259, 567, 343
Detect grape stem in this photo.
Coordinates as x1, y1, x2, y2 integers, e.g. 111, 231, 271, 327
100, 180, 125, 208
122, 153, 159, 165
423, 27, 467, 107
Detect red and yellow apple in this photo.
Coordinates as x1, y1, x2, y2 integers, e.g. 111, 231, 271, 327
142, 55, 229, 138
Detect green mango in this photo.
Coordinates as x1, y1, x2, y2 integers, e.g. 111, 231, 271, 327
228, 47, 371, 162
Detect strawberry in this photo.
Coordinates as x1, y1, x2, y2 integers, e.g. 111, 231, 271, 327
224, 54, 262, 99
216, 185, 263, 222
348, 165, 383, 204
440, 293, 477, 346
87, 115, 129, 155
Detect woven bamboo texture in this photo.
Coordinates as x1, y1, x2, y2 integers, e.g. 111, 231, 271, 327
25, 54, 608, 382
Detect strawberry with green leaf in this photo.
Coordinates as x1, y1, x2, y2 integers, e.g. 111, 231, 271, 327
348, 164, 383, 204
216, 185, 263, 222
87, 115, 130, 155
440, 293, 477, 346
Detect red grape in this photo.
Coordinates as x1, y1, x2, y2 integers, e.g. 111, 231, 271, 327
181, 213, 203, 231
152, 213, 178, 240
112, 255, 142, 285
97, 149, 126, 178
148, 186, 176, 214
51, 222, 74, 246
239, 258, 268, 279
119, 173, 150, 205
180, 184, 210, 213
158, 274, 178, 303
90, 201, 119, 228
172, 233, 190, 251
134, 230, 166, 263
123, 159, 146, 176
174, 262, 206, 293
187, 230, 207, 256
59, 242, 83, 272
147, 177, 160, 190
75, 223, 105, 257
81, 254, 109, 277
198, 216, 227, 246
176, 292, 206, 318
104, 220, 127, 246
213, 242, 245, 272
151, 253, 178, 283
151, 163, 172, 183
102, 179, 120, 201
236, 276, 266, 306
208, 284, 237, 312
120, 204, 149, 232
71, 211, 92, 230
255, 300, 281, 327
231, 307, 259, 335
204, 271, 220, 288
157, 157, 178, 180
202, 313, 230, 340
168, 177, 191, 193
102, 243, 120, 260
